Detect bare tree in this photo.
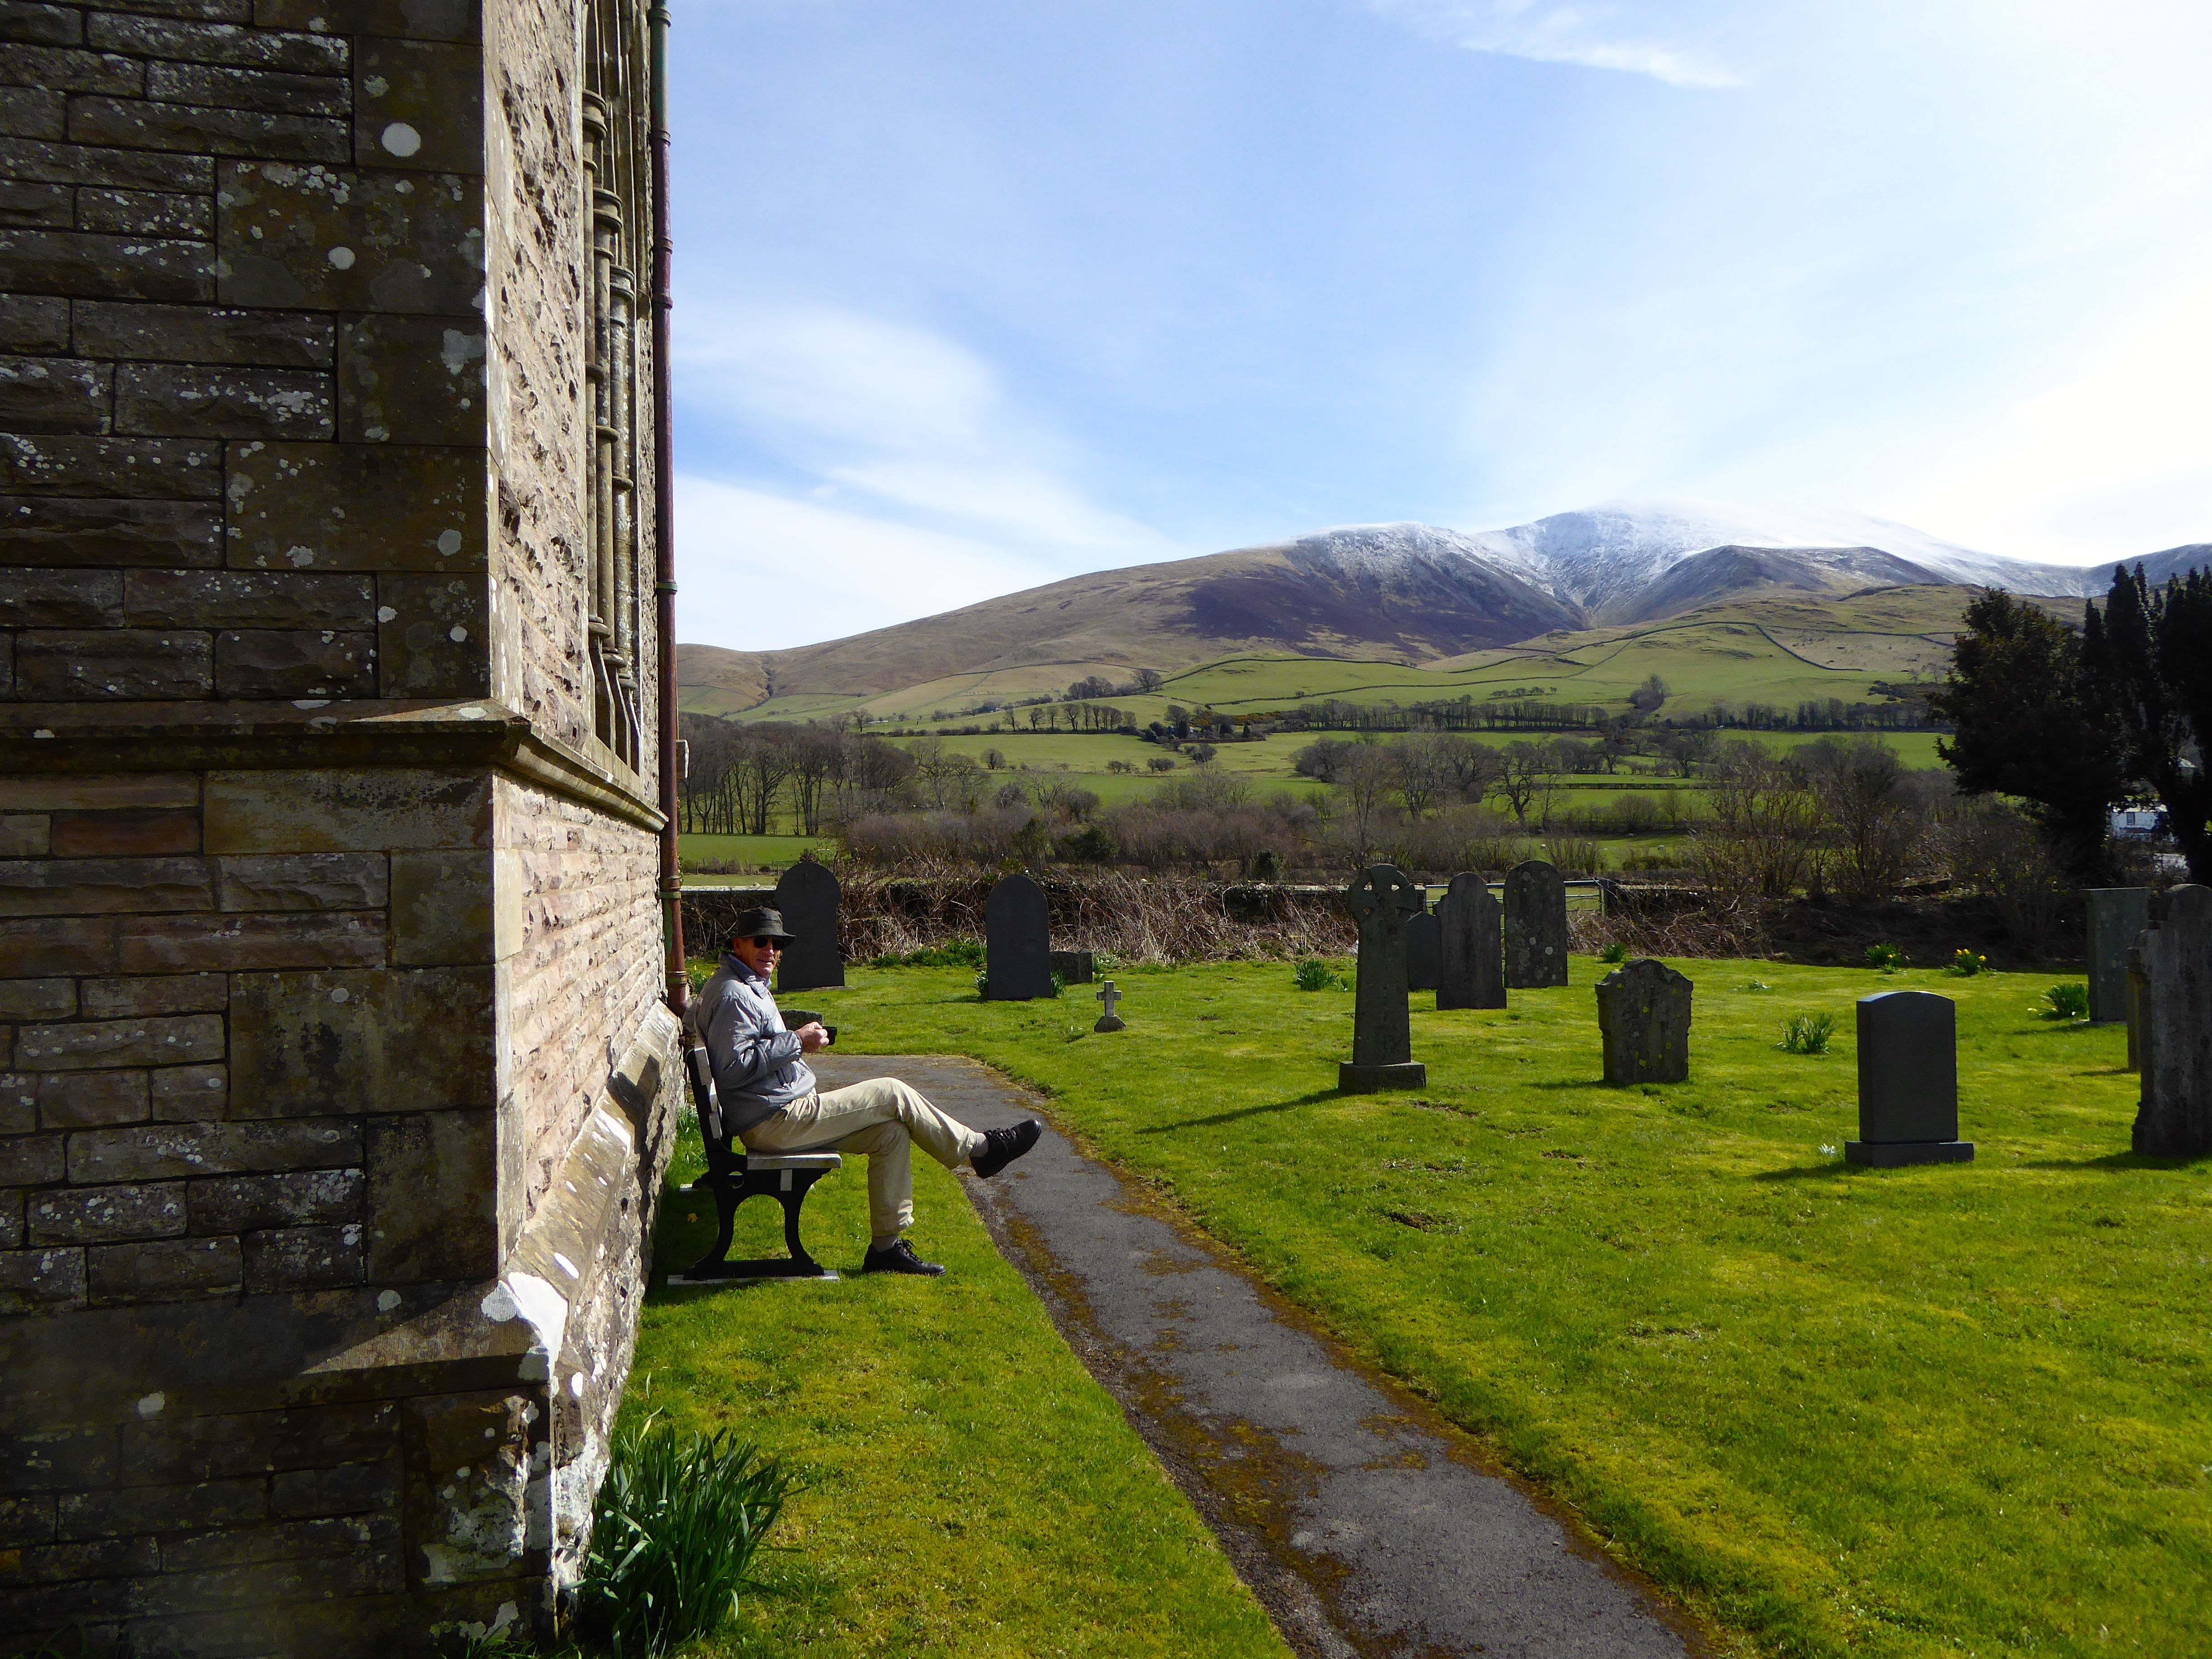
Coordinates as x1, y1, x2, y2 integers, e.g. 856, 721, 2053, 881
1336, 744, 1401, 862
1490, 740, 1558, 828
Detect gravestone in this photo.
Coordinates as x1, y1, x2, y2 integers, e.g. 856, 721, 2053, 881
2085, 887, 2150, 1024
773, 858, 845, 992
1094, 980, 1126, 1032
2129, 884, 2212, 1156
1340, 863, 1427, 1092
984, 873, 1054, 1001
1504, 860, 1568, 989
1436, 872, 1505, 1010
1050, 949, 1095, 984
1595, 959, 1692, 1084
1404, 906, 1441, 993
1846, 990, 1973, 1165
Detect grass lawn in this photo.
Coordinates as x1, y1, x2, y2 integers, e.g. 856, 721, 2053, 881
772, 958, 2211, 1658
681, 834, 834, 872
629, 1119, 1292, 1659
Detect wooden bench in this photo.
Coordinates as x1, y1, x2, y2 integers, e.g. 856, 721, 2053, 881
667, 1013, 842, 1284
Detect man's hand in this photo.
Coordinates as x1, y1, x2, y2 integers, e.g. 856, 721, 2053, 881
795, 1021, 831, 1054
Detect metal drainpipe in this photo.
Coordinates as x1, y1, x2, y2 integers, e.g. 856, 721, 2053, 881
650, 0, 685, 1017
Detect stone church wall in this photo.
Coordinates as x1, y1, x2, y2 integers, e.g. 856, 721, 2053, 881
0, 0, 679, 1649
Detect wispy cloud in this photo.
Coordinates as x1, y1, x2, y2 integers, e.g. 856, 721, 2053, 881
673, 303, 1185, 648
1367, 0, 1743, 88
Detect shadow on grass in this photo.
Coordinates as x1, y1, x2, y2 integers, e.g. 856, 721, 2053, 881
1138, 1088, 1340, 1133
1528, 1077, 1609, 1090
2016, 1149, 2212, 1172
1750, 1162, 1855, 1182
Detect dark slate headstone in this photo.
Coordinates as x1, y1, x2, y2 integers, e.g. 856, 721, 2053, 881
2086, 887, 2150, 1025
772, 859, 844, 992
1595, 959, 1691, 1085
1050, 949, 1095, 984
1504, 860, 1568, 989
1846, 990, 1972, 1166
2130, 883, 2212, 1156
1404, 907, 1440, 993
1436, 872, 1504, 1010
1340, 863, 1426, 1093
984, 873, 1053, 1001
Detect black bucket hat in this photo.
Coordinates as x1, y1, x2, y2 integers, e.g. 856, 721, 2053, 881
730, 906, 797, 943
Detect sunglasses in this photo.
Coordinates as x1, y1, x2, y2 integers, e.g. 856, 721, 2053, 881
749, 936, 784, 950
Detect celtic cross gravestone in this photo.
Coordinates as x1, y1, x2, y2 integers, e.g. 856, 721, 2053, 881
1341, 863, 1427, 1093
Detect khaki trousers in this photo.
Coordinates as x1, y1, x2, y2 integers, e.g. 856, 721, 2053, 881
739, 1077, 985, 1244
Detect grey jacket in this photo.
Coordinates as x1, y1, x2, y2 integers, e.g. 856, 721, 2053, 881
697, 953, 815, 1135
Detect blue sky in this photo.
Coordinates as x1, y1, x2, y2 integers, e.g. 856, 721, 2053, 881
669, 0, 2212, 649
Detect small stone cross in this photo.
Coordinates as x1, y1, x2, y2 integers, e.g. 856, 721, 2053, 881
1094, 980, 1126, 1033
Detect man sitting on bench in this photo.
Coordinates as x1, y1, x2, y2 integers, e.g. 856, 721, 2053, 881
698, 906, 1042, 1276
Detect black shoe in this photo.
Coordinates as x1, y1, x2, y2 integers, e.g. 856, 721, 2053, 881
862, 1239, 945, 1276
971, 1119, 1042, 1179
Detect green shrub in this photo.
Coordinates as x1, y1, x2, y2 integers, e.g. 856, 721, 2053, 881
1865, 942, 1905, 972
1598, 942, 1629, 964
1778, 1011, 1836, 1054
1294, 958, 1337, 992
577, 1416, 797, 1657
2043, 982, 2090, 1019
1950, 948, 1989, 977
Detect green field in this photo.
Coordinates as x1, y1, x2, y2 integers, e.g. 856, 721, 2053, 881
681, 833, 834, 872
765, 959, 2210, 1658
633, 1117, 1290, 1657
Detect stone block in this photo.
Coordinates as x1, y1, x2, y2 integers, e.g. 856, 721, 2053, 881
212, 626, 377, 697
259, 0, 478, 40
146, 61, 348, 117
0, 44, 142, 94
66, 95, 350, 164
0, 1491, 56, 1546
337, 312, 483, 446
226, 440, 483, 573
28, 1181, 187, 1244
75, 185, 212, 237
107, 0, 254, 15
387, 850, 491, 964
0, 856, 214, 916
123, 1546, 401, 1616
81, 975, 226, 1018
0, 1184, 19, 1243
124, 567, 371, 627
0, 1071, 33, 1133
0, 496, 222, 566
12, 1535, 159, 1583
0, 916, 120, 976
353, 37, 480, 174
113, 361, 333, 440
0, 1129, 63, 1182
57, 1477, 267, 1541
218, 161, 482, 315
149, 1062, 225, 1116
87, 15, 347, 74
0, 82, 62, 139
11, 628, 213, 696
0, 351, 111, 431
164, 1510, 390, 1574
243, 1221, 359, 1291
66, 1115, 359, 1181
188, 1165, 359, 1232
0, 135, 215, 192
230, 966, 494, 1116
215, 853, 387, 912
0, 177, 71, 224
0, 566, 122, 624
365, 1108, 495, 1281
0, 227, 211, 302
0, 1244, 85, 1312
119, 1400, 396, 1485
206, 767, 491, 853
268, 1457, 396, 1519
87, 1234, 242, 1303
0, 978, 72, 1020
0, 773, 198, 811
0, 813, 47, 855
0, 291, 66, 350
2, 1426, 115, 1494
16, 1012, 223, 1072
0, 431, 222, 497
0, 6, 81, 47
375, 570, 487, 696
76, 300, 332, 367
116, 909, 388, 973
35, 1068, 150, 1128
49, 810, 199, 857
